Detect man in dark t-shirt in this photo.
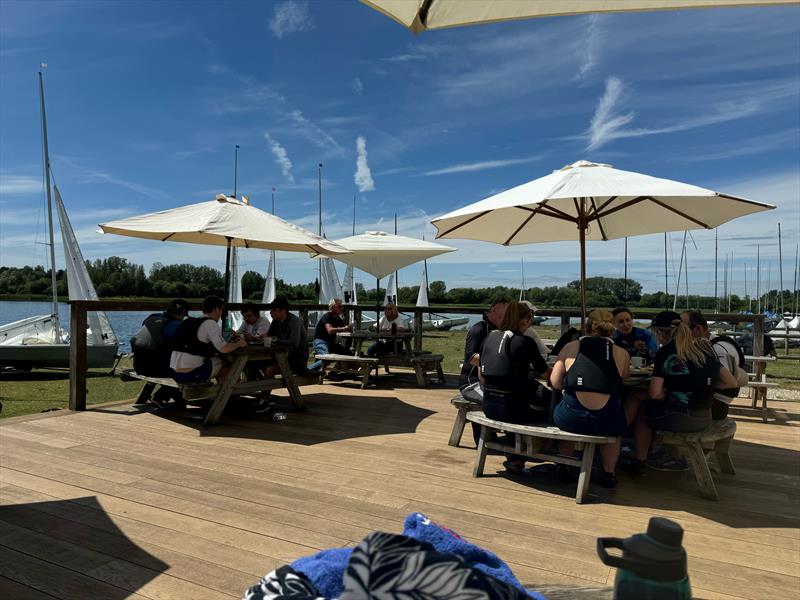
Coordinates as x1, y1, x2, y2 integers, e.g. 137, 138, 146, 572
309, 298, 352, 370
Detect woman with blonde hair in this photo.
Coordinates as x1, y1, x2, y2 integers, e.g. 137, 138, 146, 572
630, 311, 738, 475
550, 308, 630, 488
478, 300, 550, 475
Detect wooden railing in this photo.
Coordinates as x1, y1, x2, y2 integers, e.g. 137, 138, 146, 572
67, 300, 766, 411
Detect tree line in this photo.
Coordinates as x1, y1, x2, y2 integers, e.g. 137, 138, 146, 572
0, 257, 795, 312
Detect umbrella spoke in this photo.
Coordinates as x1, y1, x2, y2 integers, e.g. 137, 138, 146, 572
525, 202, 576, 222
436, 210, 492, 237
646, 197, 711, 229
594, 195, 651, 219
594, 195, 618, 214
590, 197, 609, 241
503, 212, 536, 246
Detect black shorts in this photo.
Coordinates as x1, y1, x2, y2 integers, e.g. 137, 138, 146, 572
645, 401, 710, 433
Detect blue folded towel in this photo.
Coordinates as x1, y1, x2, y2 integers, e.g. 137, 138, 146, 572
291, 512, 545, 599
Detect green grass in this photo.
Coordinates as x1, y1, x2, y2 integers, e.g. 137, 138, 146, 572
0, 357, 144, 419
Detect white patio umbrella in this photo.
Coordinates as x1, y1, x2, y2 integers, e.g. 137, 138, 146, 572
431, 160, 775, 322
362, 0, 796, 33
100, 194, 349, 301
323, 231, 456, 320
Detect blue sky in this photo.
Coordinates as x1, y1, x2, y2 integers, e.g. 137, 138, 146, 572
1, 0, 798, 298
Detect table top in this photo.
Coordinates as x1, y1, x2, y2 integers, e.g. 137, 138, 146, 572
744, 355, 777, 362
338, 330, 414, 340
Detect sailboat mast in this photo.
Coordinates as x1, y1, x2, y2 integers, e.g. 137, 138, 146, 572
623, 237, 628, 303
38, 70, 60, 341
352, 194, 356, 236
672, 231, 687, 312
520, 257, 525, 301
756, 245, 761, 313
684, 242, 689, 310
778, 223, 784, 315
664, 233, 669, 309
394, 213, 398, 292
714, 228, 719, 313
317, 163, 322, 298
794, 244, 799, 316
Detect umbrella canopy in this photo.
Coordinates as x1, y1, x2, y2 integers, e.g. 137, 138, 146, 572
432, 160, 775, 320
327, 231, 455, 279
100, 195, 349, 255
362, 0, 796, 33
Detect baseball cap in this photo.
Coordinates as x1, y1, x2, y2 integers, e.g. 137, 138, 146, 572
652, 311, 681, 328
268, 296, 290, 310
520, 300, 538, 313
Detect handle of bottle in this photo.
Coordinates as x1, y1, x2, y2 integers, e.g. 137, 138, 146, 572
597, 537, 627, 569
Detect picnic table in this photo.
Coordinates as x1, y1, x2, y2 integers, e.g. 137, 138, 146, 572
338, 330, 415, 357
744, 354, 778, 421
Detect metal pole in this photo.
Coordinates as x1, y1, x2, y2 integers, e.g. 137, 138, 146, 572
714, 228, 719, 313
672, 231, 687, 312
757, 245, 761, 313
623, 237, 628, 303
794, 244, 799, 316
352, 194, 356, 235
684, 241, 689, 310
778, 223, 784, 315
664, 232, 669, 309
224, 237, 232, 303
233, 145, 239, 198
271, 186, 275, 214
39, 71, 60, 342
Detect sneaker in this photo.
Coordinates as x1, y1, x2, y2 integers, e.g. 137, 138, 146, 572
251, 398, 274, 415
647, 454, 689, 472
502, 460, 526, 475
600, 472, 618, 489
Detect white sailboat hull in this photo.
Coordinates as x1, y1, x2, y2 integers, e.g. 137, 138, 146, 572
0, 343, 118, 369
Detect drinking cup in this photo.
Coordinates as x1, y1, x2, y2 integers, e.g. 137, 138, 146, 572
630, 356, 645, 369
263, 336, 272, 348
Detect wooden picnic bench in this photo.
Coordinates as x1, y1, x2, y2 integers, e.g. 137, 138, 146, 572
448, 393, 482, 447
119, 346, 318, 425
744, 355, 779, 422
314, 353, 378, 389
466, 410, 617, 504
378, 353, 446, 387
657, 417, 737, 501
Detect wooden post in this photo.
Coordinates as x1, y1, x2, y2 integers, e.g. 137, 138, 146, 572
560, 314, 571, 335
69, 302, 88, 411
414, 307, 423, 352
299, 307, 309, 327
753, 315, 765, 357
354, 308, 362, 330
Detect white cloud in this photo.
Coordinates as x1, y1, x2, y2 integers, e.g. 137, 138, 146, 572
424, 155, 543, 176
381, 53, 426, 63
264, 133, 295, 183
352, 77, 364, 95
0, 174, 41, 195
577, 15, 604, 79
587, 77, 635, 151
354, 136, 375, 192
54, 155, 173, 201
289, 110, 345, 156
268, 1, 314, 39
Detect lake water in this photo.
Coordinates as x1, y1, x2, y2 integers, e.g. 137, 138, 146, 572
0, 301, 520, 352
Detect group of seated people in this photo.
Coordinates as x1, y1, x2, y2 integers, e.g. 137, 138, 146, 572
131, 295, 308, 411
459, 299, 746, 489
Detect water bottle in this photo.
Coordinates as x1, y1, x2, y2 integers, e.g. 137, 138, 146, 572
597, 517, 691, 600
391, 322, 397, 336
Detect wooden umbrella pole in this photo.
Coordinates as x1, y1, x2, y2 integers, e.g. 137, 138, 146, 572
579, 199, 587, 329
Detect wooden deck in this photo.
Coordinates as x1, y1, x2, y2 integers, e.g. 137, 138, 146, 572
1, 378, 798, 599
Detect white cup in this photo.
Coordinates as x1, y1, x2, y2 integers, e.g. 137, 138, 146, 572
630, 356, 645, 369
263, 337, 272, 348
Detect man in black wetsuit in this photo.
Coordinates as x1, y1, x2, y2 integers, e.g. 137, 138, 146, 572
458, 296, 510, 392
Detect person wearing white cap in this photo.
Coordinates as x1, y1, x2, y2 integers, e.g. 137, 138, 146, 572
519, 300, 549, 357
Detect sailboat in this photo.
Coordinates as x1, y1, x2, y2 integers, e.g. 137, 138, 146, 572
0, 75, 118, 369
414, 259, 468, 331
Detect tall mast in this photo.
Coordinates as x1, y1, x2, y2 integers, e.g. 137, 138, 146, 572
393, 213, 398, 291
317, 163, 322, 297
352, 194, 356, 235
684, 241, 689, 310
38, 70, 60, 341
728, 252, 733, 312
520, 257, 525, 301
756, 245, 761, 313
778, 223, 784, 315
233, 144, 239, 198
714, 228, 719, 312
723, 254, 728, 312
672, 231, 687, 312
794, 244, 799, 316
744, 262, 748, 311
623, 237, 628, 303
664, 233, 669, 309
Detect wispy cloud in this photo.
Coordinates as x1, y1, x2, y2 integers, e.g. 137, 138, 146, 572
424, 155, 543, 176
289, 110, 345, 156
268, 1, 314, 39
576, 15, 604, 79
585, 76, 797, 151
352, 77, 364, 95
676, 128, 800, 162
381, 53, 426, 63
264, 133, 295, 183
354, 136, 375, 192
0, 174, 41, 195
54, 155, 173, 201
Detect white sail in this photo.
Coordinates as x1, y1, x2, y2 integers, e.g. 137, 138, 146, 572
385, 273, 398, 305
55, 186, 117, 346
416, 264, 429, 308
342, 264, 358, 305
319, 257, 343, 304
261, 250, 276, 323
227, 246, 244, 332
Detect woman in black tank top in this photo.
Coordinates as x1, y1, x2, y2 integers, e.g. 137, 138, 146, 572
550, 309, 630, 488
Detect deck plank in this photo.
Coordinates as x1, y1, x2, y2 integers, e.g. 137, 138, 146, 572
1, 386, 797, 600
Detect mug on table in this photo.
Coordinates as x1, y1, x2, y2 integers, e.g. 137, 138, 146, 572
630, 356, 645, 369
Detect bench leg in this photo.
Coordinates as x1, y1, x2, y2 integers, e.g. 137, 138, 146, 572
575, 443, 595, 504
204, 354, 248, 426
135, 382, 156, 404
359, 363, 371, 390
413, 363, 426, 387
437, 363, 445, 383
448, 408, 468, 447
472, 425, 489, 477
714, 436, 736, 475
275, 353, 305, 411
762, 389, 769, 423
318, 360, 328, 384
685, 441, 719, 500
